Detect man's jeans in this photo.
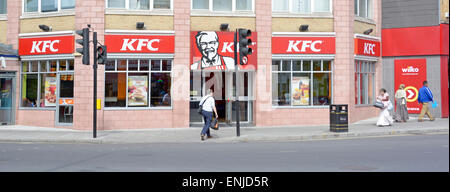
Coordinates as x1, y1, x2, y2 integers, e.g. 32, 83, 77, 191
201, 110, 213, 136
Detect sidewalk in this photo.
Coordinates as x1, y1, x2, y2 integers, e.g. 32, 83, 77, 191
0, 117, 448, 144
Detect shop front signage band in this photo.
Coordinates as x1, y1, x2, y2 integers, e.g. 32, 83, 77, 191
272, 37, 336, 54
19, 35, 75, 56
354, 38, 381, 57
104, 35, 175, 54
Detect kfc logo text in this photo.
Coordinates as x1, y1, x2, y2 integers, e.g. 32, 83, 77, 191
30, 40, 61, 53
364, 43, 376, 55
287, 40, 323, 53
120, 39, 160, 52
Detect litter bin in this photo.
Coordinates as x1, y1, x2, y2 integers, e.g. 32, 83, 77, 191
330, 104, 348, 132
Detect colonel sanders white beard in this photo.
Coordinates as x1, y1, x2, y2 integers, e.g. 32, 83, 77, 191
202, 47, 217, 61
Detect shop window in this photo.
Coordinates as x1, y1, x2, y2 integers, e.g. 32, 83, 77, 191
21, 60, 73, 108
104, 59, 172, 109
355, 60, 375, 105
192, 0, 253, 12
273, 0, 332, 14
355, 0, 373, 19
0, 0, 7, 14
272, 59, 333, 107
107, 0, 171, 10
24, 0, 75, 13
21, 74, 38, 107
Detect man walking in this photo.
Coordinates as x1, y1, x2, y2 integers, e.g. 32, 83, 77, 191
200, 89, 218, 141
418, 81, 435, 122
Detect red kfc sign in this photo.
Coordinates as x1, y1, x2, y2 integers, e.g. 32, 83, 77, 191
355, 38, 380, 57
190, 31, 257, 71
19, 35, 74, 56
104, 35, 175, 53
394, 59, 427, 114
272, 37, 335, 54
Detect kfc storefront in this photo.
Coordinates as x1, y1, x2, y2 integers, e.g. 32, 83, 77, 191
271, 33, 335, 108
189, 31, 257, 126
353, 34, 381, 106
100, 30, 176, 129
18, 31, 76, 126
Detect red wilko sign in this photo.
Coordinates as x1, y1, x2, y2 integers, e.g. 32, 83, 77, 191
190, 31, 257, 70
272, 37, 335, 54
355, 38, 380, 57
104, 35, 175, 53
19, 35, 74, 56
394, 59, 427, 114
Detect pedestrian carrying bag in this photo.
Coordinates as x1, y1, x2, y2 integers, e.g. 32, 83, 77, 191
198, 96, 211, 115
210, 117, 219, 130
373, 101, 384, 109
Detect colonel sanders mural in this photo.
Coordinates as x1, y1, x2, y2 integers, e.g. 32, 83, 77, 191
191, 31, 235, 70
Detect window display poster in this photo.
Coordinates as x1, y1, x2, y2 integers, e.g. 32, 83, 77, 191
292, 76, 310, 106
128, 76, 148, 106
44, 77, 57, 107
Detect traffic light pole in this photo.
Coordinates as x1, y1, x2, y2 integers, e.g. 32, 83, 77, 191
234, 29, 240, 137
93, 31, 98, 138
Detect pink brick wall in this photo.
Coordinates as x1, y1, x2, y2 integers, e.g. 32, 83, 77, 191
171, 0, 191, 128
17, 110, 55, 127
254, 0, 273, 127
73, 0, 105, 130
6, 0, 20, 50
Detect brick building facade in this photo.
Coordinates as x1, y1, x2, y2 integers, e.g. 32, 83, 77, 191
0, 0, 386, 130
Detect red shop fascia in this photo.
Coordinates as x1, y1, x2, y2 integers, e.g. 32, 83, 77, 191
382, 24, 449, 117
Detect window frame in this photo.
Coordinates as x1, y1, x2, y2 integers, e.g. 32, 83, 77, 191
272, 0, 333, 16
0, 0, 7, 15
191, 0, 255, 15
271, 59, 333, 108
355, 60, 376, 106
104, 58, 173, 110
354, 0, 374, 20
22, 0, 75, 14
19, 59, 74, 110
106, 0, 173, 11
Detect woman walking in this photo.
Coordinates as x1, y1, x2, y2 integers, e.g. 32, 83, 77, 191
376, 88, 394, 127
394, 84, 409, 122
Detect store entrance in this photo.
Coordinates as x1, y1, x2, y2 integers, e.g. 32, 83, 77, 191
190, 71, 253, 126
0, 72, 15, 125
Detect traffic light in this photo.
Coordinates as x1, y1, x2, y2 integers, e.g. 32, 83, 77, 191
75, 28, 90, 65
97, 45, 107, 64
238, 29, 252, 65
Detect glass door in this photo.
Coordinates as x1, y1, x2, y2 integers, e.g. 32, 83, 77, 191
0, 74, 15, 125
56, 72, 74, 125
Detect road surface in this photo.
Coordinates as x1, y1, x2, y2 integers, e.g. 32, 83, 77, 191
0, 134, 448, 172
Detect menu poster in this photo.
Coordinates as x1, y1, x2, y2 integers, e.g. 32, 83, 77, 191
292, 76, 310, 106
44, 77, 57, 107
128, 76, 148, 106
